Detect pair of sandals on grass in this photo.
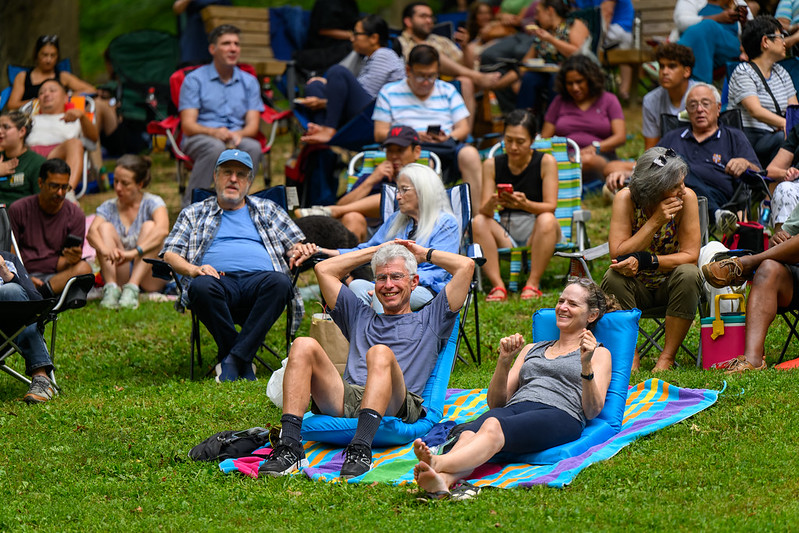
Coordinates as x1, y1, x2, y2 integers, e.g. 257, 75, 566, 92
485, 285, 542, 302
416, 480, 481, 502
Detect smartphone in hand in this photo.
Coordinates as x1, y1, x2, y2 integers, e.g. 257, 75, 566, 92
497, 183, 514, 195
63, 234, 82, 250
426, 124, 441, 136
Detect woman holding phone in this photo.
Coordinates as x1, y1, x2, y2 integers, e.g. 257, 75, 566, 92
472, 109, 559, 302
87, 155, 169, 310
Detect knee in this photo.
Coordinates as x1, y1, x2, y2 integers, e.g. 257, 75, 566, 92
340, 211, 366, 227
364, 344, 396, 370
479, 417, 504, 441
672, 263, 702, 289
62, 137, 83, 152
535, 212, 559, 233
267, 272, 293, 300
601, 268, 631, 296
0, 283, 29, 301
471, 214, 492, 232
188, 275, 219, 302
458, 146, 481, 167
288, 336, 323, 365
75, 260, 93, 276
752, 259, 786, 286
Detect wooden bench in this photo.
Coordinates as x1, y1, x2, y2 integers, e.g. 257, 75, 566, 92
602, 0, 678, 105
201, 5, 286, 77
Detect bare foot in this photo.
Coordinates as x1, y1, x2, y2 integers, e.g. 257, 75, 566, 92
414, 461, 449, 495
413, 438, 435, 467
652, 354, 675, 372
301, 124, 337, 144
631, 350, 640, 372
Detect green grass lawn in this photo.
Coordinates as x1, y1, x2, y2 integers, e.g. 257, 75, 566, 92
4, 135, 799, 530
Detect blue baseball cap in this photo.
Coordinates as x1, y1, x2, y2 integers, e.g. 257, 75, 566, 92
216, 149, 253, 170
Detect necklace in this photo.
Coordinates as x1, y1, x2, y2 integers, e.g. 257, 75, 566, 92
549, 339, 580, 356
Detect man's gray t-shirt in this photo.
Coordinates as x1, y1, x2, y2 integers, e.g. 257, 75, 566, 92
329, 285, 459, 396
641, 80, 697, 139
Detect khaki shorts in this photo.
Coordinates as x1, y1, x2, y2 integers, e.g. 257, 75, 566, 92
311, 381, 426, 423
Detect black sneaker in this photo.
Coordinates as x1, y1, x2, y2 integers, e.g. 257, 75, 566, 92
258, 440, 308, 477
340, 443, 372, 479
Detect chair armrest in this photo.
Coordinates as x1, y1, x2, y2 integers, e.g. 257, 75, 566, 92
572, 209, 592, 223
144, 258, 178, 282
467, 243, 487, 267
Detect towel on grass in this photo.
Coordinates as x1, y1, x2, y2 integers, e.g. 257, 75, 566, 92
220, 378, 722, 488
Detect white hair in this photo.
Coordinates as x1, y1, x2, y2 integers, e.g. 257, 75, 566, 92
686, 82, 721, 104
386, 163, 454, 245
371, 243, 417, 275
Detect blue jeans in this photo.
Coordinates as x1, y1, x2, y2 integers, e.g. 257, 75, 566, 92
677, 20, 740, 83
188, 271, 293, 363
0, 283, 52, 375
348, 279, 435, 313
304, 65, 373, 129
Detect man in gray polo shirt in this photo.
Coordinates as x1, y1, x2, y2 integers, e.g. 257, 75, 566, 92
260, 240, 474, 479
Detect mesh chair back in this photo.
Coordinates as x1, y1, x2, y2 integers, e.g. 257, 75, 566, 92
488, 137, 583, 248
346, 150, 441, 194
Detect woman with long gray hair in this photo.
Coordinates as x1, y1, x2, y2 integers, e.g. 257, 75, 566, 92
600, 147, 702, 371
316, 163, 460, 312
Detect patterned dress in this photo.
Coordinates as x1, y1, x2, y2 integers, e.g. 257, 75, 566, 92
631, 204, 679, 289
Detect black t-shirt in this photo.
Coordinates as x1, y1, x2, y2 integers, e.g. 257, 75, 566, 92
494, 151, 544, 213
782, 124, 799, 166
304, 0, 359, 50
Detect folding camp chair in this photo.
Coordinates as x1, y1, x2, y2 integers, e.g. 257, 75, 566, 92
0, 300, 57, 389
486, 137, 592, 291
635, 197, 711, 368
778, 309, 799, 363
379, 183, 484, 365
145, 185, 299, 379
22, 95, 97, 199
146, 65, 292, 194
0, 60, 72, 112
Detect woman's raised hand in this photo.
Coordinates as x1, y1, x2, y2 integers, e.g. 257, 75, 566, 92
579, 328, 597, 366
654, 195, 683, 227
498, 333, 525, 363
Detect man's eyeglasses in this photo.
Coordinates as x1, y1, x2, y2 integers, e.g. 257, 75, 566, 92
46, 182, 73, 192
375, 272, 409, 283
410, 73, 438, 83
766, 32, 788, 40
685, 98, 716, 112
650, 148, 677, 169
396, 186, 415, 196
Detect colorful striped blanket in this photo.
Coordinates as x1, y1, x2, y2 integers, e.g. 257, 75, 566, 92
220, 379, 722, 488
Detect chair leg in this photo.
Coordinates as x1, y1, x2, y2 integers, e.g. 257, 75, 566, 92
190, 312, 202, 380
473, 286, 481, 365
779, 311, 799, 363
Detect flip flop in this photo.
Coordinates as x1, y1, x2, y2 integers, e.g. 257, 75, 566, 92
520, 285, 542, 300
485, 286, 507, 302
449, 480, 481, 501
416, 490, 451, 503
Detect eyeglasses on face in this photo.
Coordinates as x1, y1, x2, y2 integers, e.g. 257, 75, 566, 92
46, 182, 73, 192
649, 148, 677, 169
685, 98, 716, 112
766, 32, 788, 40
375, 272, 409, 283
396, 186, 415, 196
410, 73, 438, 84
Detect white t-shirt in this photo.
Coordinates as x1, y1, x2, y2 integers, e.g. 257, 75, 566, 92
27, 113, 83, 147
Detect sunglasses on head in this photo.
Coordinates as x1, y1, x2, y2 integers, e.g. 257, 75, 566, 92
650, 148, 677, 169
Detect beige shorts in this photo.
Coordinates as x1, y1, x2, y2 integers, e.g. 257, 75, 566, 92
311, 380, 426, 423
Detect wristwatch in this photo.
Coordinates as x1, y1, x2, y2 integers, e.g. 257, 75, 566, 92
580, 371, 594, 380
591, 141, 601, 154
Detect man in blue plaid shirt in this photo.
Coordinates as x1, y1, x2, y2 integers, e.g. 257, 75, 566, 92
161, 149, 316, 382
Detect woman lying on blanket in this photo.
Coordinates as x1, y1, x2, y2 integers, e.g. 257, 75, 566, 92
413, 278, 616, 500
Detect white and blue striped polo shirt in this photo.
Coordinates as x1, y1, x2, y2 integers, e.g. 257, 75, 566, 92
372, 79, 470, 134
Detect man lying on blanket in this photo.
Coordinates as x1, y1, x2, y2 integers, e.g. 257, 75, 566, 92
260, 240, 474, 479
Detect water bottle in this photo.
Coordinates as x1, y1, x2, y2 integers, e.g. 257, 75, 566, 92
145, 87, 157, 113
633, 10, 642, 49
760, 200, 771, 227
262, 77, 274, 107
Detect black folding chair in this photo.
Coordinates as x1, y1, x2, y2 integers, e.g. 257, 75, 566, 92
0, 300, 57, 389
146, 185, 300, 379
778, 309, 799, 363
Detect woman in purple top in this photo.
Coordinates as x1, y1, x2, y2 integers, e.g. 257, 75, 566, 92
541, 55, 626, 181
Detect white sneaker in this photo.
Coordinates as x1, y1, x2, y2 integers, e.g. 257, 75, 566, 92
100, 284, 121, 310
119, 283, 140, 309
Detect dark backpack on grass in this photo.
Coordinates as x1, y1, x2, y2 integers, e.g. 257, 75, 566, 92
188, 427, 271, 462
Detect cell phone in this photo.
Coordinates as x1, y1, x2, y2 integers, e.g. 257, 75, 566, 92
497, 183, 514, 194
426, 124, 441, 136
737, 4, 747, 21
63, 234, 82, 249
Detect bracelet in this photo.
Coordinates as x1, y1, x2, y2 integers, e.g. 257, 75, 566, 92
580, 372, 594, 380
426, 248, 435, 263
136, 246, 144, 257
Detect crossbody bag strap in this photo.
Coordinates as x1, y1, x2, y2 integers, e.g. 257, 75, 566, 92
748, 61, 782, 116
